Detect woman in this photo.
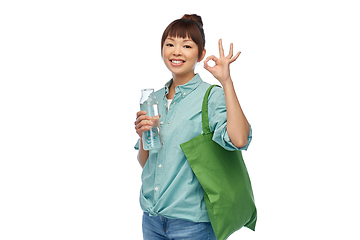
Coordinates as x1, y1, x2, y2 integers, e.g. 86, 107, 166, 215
134, 14, 252, 240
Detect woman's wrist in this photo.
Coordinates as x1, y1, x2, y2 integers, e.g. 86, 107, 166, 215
220, 77, 233, 88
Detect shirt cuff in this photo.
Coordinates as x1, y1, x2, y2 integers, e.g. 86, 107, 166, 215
226, 124, 252, 151
134, 139, 140, 150
216, 123, 252, 151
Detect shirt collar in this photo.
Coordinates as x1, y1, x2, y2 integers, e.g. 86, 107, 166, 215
164, 73, 203, 98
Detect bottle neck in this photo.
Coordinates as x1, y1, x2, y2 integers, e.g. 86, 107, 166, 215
141, 89, 155, 104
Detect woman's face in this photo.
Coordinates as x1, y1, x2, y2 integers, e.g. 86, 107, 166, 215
162, 37, 203, 78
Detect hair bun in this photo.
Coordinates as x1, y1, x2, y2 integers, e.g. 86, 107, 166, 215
181, 14, 203, 27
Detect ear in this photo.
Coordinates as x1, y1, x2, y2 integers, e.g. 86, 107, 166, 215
198, 49, 206, 62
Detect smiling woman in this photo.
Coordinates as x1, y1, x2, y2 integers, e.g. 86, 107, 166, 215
134, 13, 252, 240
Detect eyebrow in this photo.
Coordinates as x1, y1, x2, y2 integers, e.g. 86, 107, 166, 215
166, 37, 193, 42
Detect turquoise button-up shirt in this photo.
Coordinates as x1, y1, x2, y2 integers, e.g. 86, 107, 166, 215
135, 74, 252, 222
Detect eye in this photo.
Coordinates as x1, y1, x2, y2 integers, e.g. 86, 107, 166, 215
166, 43, 174, 47
184, 45, 192, 49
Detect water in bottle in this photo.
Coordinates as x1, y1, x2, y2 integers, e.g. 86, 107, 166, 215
140, 89, 162, 150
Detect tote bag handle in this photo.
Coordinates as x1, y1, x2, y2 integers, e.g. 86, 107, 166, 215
201, 85, 220, 134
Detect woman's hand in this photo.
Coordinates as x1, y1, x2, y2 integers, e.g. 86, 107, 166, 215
134, 111, 153, 138
203, 39, 241, 85
135, 110, 160, 167
134, 111, 160, 138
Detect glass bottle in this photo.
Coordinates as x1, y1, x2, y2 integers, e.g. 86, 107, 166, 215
140, 89, 162, 150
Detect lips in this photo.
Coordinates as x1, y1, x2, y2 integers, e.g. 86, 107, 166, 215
170, 59, 185, 66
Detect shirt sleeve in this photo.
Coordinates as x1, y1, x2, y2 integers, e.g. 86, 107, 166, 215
208, 88, 252, 151
134, 139, 140, 150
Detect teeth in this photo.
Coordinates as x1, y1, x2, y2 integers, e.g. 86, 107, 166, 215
172, 60, 184, 64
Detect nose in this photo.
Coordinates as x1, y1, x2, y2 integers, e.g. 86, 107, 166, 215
173, 46, 182, 56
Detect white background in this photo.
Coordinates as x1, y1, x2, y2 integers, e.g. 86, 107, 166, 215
1, 0, 359, 239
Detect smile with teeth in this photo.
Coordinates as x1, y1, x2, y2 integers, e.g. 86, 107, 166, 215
170, 60, 185, 65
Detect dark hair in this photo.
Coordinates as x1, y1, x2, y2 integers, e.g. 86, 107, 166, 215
161, 14, 205, 59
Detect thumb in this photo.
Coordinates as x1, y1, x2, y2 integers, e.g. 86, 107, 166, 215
204, 62, 214, 74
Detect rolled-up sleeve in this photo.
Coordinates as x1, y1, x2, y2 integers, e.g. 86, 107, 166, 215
221, 124, 252, 150
134, 139, 140, 150
208, 88, 252, 151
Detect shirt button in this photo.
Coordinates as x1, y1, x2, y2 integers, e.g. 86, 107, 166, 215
183, 92, 186, 96
160, 122, 163, 125
155, 186, 158, 191
159, 164, 162, 168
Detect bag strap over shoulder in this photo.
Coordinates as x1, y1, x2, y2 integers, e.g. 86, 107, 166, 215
202, 85, 220, 134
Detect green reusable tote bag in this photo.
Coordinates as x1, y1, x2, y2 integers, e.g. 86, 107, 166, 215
180, 85, 257, 240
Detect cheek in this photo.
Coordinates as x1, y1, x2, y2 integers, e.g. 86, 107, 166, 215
191, 55, 199, 64
162, 47, 169, 58
162, 51, 170, 64
192, 51, 200, 61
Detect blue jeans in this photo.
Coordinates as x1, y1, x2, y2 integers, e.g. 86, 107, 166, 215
142, 212, 217, 240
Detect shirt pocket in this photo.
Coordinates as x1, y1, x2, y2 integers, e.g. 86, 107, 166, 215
175, 120, 202, 149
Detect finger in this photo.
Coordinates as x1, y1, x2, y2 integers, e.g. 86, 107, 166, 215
204, 56, 217, 72
227, 43, 234, 59
230, 51, 241, 63
135, 120, 151, 129
136, 111, 147, 118
203, 61, 211, 71
218, 39, 225, 58
135, 123, 151, 131
137, 120, 153, 128
136, 120, 153, 130
136, 125, 152, 136
204, 55, 218, 63
136, 114, 151, 122
135, 115, 151, 125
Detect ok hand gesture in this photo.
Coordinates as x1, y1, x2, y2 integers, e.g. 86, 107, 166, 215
204, 39, 241, 85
